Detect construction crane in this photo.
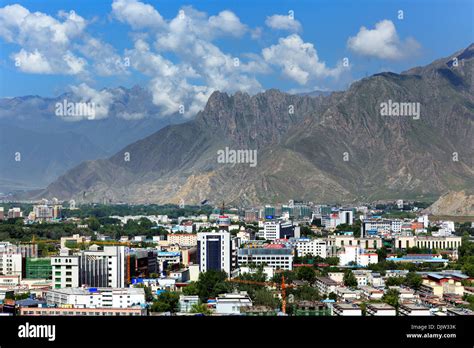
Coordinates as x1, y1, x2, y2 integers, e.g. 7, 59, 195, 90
227, 275, 296, 314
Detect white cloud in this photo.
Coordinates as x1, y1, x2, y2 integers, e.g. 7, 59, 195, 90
70, 83, 114, 119
121, 5, 265, 116
11, 49, 52, 73
262, 34, 342, 85
0, 4, 88, 74
208, 10, 247, 37
347, 19, 420, 59
111, 0, 166, 30
265, 14, 301, 32
77, 37, 129, 76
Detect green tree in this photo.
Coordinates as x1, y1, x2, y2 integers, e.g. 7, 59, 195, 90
328, 292, 337, 301
195, 270, 231, 302
86, 217, 101, 231
385, 277, 405, 287
326, 257, 340, 266
343, 270, 358, 287
404, 272, 422, 290
290, 284, 320, 301
182, 282, 199, 296
190, 303, 212, 315
382, 289, 400, 309
296, 266, 316, 283
151, 292, 180, 313
253, 288, 280, 309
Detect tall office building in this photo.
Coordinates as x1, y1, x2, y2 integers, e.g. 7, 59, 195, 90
197, 231, 232, 276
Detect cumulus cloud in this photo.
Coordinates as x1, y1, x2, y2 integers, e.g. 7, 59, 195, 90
11, 49, 53, 73
265, 14, 301, 32
262, 34, 342, 85
121, 5, 264, 117
69, 83, 115, 119
347, 19, 420, 59
0, 4, 88, 74
111, 0, 166, 30
77, 37, 129, 76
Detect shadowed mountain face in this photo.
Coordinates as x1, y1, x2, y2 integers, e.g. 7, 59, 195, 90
31, 44, 474, 206
0, 86, 185, 191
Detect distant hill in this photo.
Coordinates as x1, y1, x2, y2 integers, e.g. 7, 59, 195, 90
26, 44, 474, 206
0, 85, 185, 191
423, 190, 474, 216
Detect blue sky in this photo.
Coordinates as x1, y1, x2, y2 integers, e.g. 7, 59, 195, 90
0, 0, 472, 116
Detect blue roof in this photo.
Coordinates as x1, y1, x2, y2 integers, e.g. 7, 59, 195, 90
16, 299, 46, 307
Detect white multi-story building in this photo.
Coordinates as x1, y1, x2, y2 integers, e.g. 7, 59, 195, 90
197, 231, 232, 276
0, 253, 22, 278
338, 246, 378, 266
292, 238, 327, 258
46, 287, 145, 308
237, 247, 293, 270
262, 221, 296, 241
393, 236, 462, 250
168, 233, 198, 247
80, 246, 126, 288
51, 251, 80, 289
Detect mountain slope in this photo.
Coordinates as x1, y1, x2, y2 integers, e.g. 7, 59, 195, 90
31, 44, 474, 206
0, 85, 185, 190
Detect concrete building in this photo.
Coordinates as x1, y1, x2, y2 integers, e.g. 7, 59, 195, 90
262, 221, 297, 241
338, 246, 378, 266
366, 303, 396, 316
237, 247, 293, 270
315, 277, 338, 296
46, 287, 145, 309
215, 292, 252, 315
292, 238, 327, 258
168, 233, 198, 247
393, 236, 462, 250
399, 303, 431, 316
51, 251, 80, 289
197, 231, 232, 276
179, 295, 199, 312
332, 303, 362, 316
0, 253, 22, 278
20, 306, 146, 316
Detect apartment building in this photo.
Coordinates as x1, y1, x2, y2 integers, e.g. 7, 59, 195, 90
46, 287, 145, 308
0, 253, 22, 278
237, 247, 293, 270
168, 233, 198, 247
292, 238, 327, 258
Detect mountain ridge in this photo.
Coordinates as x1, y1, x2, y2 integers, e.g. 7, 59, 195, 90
21, 44, 474, 206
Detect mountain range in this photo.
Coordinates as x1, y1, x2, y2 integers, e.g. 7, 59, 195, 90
15, 44, 474, 206
0, 86, 185, 191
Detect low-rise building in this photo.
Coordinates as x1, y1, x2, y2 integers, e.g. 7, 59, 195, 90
366, 303, 396, 316
399, 303, 431, 316
179, 295, 199, 313
332, 303, 362, 316
446, 307, 474, 316
20, 306, 146, 316
315, 277, 338, 296
46, 287, 145, 308
215, 292, 252, 315
360, 286, 384, 301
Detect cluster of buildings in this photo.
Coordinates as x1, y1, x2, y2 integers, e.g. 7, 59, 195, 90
0, 199, 472, 316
